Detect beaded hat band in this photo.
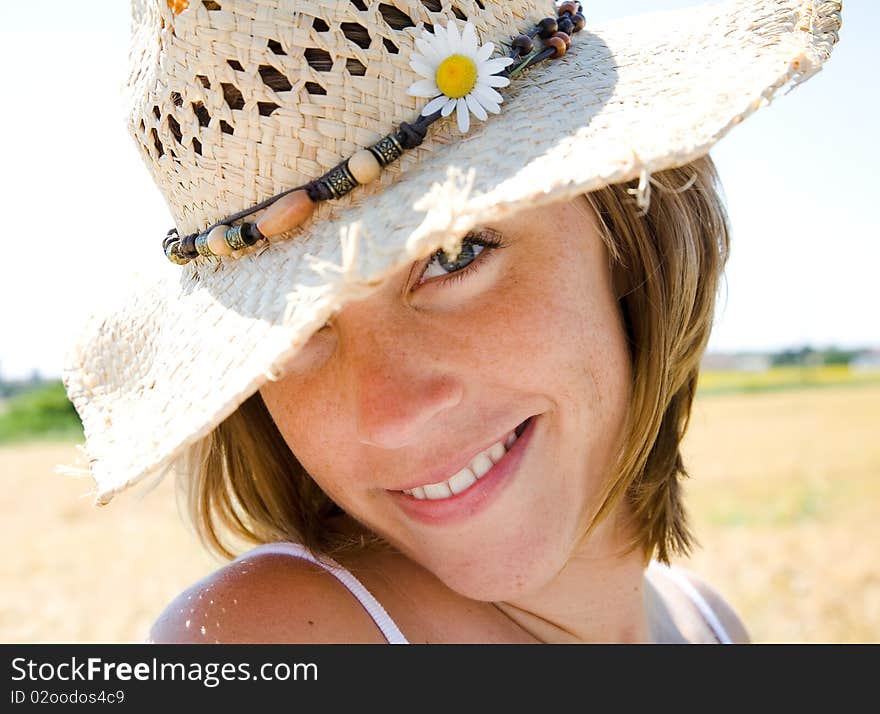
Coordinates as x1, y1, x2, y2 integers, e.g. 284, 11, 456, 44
164, 2, 587, 265
60, 0, 841, 505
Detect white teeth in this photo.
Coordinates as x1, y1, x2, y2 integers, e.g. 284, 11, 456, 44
423, 482, 453, 500
470, 453, 494, 479
401, 427, 522, 501
447, 468, 477, 495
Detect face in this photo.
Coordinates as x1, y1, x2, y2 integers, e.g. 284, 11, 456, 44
259, 194, 634, 601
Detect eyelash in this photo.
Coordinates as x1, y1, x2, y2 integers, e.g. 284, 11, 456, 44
415, 229, 507, 289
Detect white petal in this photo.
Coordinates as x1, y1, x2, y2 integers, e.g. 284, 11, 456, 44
422, 93, 450, 115
415, 37, 443, 65
465, 93, 488, 121
471, 84, 501, 113
472, 83, 503, 105
476, 41, 495, 63
480, 74, 510, 88
431, 23, 448, 51
445, 22, 461, 53
480, 57, 515, 75
460, 23, 478, 54
456, 97, 470, 133
409, 58, 435, 79
408, 78, 441, 97
440, 97, 457, 117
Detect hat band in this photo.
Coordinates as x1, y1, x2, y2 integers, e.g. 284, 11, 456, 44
163, 2, 587, 265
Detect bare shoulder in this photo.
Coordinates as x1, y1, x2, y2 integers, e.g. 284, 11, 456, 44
676, 567, 752, 644
147, 552, 388, 644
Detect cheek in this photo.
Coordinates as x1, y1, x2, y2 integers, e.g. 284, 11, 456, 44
258, 378, 352, 501
497, 236, 630, 411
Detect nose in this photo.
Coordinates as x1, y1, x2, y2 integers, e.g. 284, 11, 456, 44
334, 303, 464, 450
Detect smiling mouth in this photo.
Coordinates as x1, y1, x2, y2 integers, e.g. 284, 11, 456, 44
398, 416, 534, 501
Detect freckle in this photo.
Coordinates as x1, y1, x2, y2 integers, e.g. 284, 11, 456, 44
308, 620, 314, 626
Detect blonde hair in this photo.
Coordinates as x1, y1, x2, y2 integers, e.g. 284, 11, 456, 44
175, 154, 730, 564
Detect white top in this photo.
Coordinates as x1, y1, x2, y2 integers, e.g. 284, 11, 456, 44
234, 541, 733, 644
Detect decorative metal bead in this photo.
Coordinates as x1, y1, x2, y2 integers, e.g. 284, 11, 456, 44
348, 149, 382, 184
551, 31, 571, 51
195, 231, 214, 257
164, 240, 190, 264
557, 17, 574, 35
512, 34, 534, 55
545, 35, 567, 58
571, 12, 586, 32
256, 190, 316, 237
206, 224, 233, 256
369, 133, 405, 166
538, 17, 558, 39
558, 2, 579, 17
224, 222, 263, 251
320, 162, 358, 199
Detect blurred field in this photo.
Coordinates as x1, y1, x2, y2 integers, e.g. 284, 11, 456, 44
1, 381, 878, 643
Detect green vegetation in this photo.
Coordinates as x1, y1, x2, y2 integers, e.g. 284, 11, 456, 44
0, 381, 83, 444
697, 365, 880, 396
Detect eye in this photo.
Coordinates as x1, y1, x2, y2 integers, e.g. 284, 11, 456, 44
415, 228, 507, 289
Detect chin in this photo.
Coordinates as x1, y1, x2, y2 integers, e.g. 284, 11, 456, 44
409, 526, 569, 603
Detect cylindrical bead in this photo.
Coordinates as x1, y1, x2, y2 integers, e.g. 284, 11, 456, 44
179, 232, 198, 258
206, 224, 233, 255
348, 149, 382, 184
256, 190, 316, 237
551, 31, 571, 50
558, 2, 578, 16
545, 36, 567, 58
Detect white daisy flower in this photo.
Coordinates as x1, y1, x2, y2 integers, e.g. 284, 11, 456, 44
406, 21, 515, 134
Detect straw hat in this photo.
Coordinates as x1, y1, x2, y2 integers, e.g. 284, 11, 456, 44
61, 0, 841, 505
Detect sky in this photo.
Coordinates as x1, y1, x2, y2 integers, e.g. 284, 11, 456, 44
0, 0, 875, 381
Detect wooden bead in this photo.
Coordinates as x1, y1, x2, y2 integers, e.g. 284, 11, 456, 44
557, 16, 574, 35
545, 36, 567, 58
256, 189, 316, 237
551, 31, 571, 50
512, 33, 534, 55
571, 12, 586, 32
206, 224, 233, 255
558, 2, 578, 16
348, 149, 382, 185
537, 17, 558, 39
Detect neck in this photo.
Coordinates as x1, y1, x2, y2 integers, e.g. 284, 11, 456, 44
493, 510, 653, 644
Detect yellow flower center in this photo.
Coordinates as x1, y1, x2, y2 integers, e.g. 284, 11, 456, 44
435, 55, 478, 99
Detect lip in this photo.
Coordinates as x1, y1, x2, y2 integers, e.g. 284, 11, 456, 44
387, 414, 539, 526
391, 418, 529, 493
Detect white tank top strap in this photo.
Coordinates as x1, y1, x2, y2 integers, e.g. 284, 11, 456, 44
234, 541, 410, 645
648, 561, 733, 644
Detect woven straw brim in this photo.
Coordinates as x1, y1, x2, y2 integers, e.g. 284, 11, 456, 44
62, 0, 841, 505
